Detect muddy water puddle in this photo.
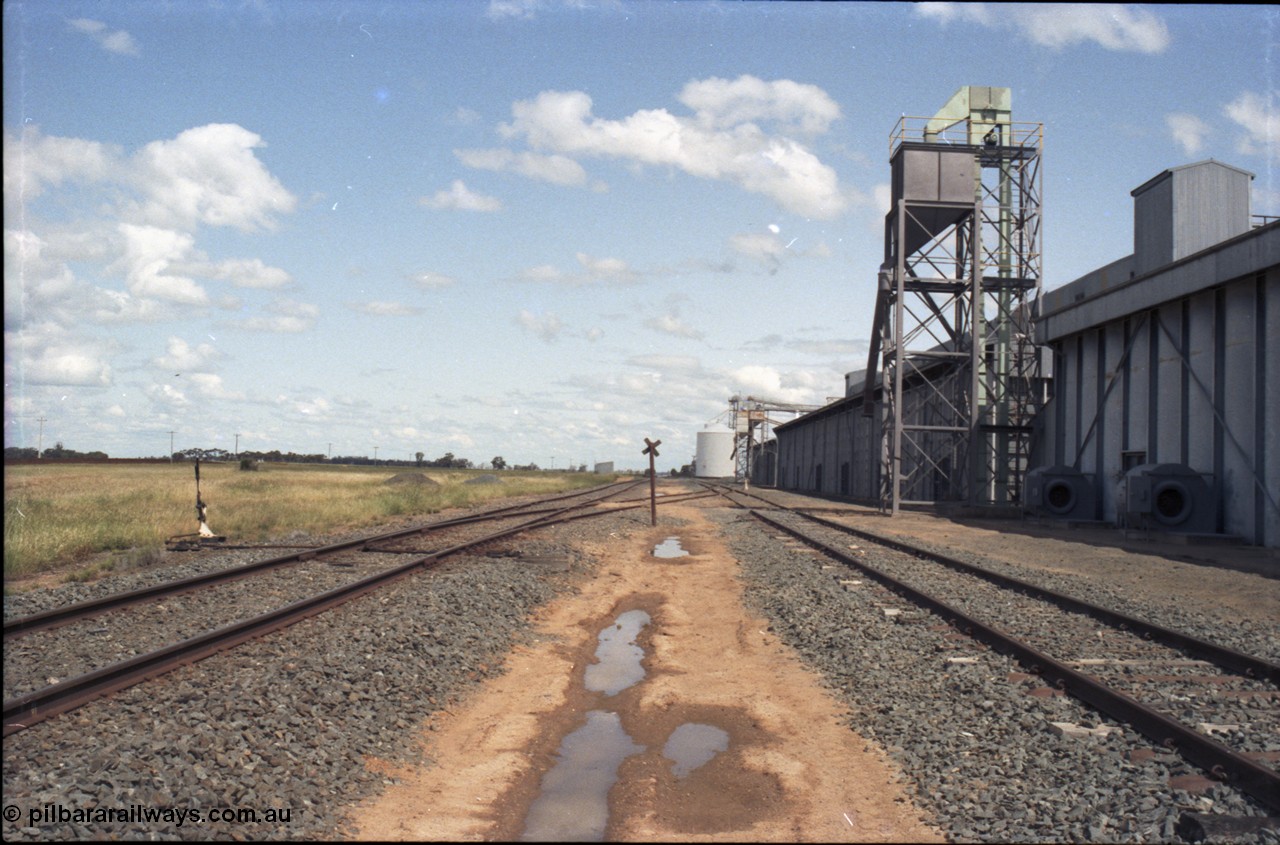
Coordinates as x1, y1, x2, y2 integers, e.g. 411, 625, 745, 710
653, 536, 689, 559
520, 606, 731, 841
583, 609, 649, 695
519, 710, 641, 841
663, 722, 730, 778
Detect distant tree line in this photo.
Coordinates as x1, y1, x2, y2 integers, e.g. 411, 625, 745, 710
6, 443, 603, 472
5, 443, 109, 461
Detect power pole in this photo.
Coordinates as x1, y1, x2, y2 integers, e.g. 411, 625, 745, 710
169, 431, 176, 462
36, 416, 47, 458
234, 433, 240, 458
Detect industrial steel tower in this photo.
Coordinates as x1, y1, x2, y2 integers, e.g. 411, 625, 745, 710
863, 87, 1044, 512
728, 394, 821, 486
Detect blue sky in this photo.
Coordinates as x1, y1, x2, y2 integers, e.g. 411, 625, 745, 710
4, 1, 1276, 471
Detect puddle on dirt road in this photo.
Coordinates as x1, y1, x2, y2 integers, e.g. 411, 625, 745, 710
522, 607, 732, 840
583, 609, 650, 696
519, 709, 642, 842
653, 536, 689, 559
663, 722, 730, 778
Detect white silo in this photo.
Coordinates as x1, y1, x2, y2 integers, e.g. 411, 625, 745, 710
695, 429, 736, 478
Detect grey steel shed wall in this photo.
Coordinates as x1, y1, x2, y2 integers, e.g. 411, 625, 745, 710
1133, 176, 1175, 278
1039, 267, 1279, 546
775, 397, 881, 500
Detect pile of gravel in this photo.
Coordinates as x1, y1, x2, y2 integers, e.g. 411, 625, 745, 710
715, 510, 1277, 844
2, 511, 645, 841
383, 472, 438, 486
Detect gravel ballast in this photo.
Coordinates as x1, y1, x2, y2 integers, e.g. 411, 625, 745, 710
2, 511, 647, 841
3, 493, 1275, 843
715, 509, 1278, 844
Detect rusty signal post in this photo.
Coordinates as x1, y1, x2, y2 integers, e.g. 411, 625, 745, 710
642, 438, 661, 526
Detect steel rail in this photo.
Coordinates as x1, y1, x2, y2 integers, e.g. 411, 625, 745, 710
702, 480, 1279, 682
794, 511, 1280, 684
2, 489, 649, 737
751, 508, 1280, 814
4, 480, 642, 640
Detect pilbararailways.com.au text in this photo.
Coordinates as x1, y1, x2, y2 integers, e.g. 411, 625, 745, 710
14, 803, 292, 828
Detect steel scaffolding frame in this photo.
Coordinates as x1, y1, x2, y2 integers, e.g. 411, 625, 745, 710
864, 92, 1043, 513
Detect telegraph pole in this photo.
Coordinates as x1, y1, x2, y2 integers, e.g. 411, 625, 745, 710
169, 431, 176, 462
36, 416, 47, 458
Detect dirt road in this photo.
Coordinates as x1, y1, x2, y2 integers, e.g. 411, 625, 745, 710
349, 501, 945, 841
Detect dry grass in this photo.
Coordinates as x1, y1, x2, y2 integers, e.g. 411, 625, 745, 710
4, 462, 618, 584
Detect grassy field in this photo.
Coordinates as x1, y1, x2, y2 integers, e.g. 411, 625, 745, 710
4, 461, 620, 585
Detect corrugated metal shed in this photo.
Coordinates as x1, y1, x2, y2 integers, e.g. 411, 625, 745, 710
771, 157, 1278, 551
1035, 159, 1277, 547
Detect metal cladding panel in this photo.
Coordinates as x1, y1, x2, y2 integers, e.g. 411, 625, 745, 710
774, 394, 881, 500
1126, 318, 1151, 459
1078, 334, 1101, 474
1186, 290, 1217, 474
968, 86, 1011, 112
892, 145, 976, 204
1266, 270, 1280, 547
694, 430, 736, 478
1222, 282, 1258, 538
1102, 322, 1127, 516
1172, 164, 1253, 259
1133, 160, 1254, 277
1037, 225, 1279, 342
1134, 174, 1175, 276
1155, 301, 1184, 464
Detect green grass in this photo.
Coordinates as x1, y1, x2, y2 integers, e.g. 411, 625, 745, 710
4, 462, 619, 583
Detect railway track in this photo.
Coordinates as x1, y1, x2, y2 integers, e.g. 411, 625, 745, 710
702, 481, 1280, 815
4, 480, 641, 641
4, 478, 1275, 841
3, 480, 716, 737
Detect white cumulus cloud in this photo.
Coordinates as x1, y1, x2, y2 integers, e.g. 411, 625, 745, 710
917, 3, 1170, 53
68, 18, 140, 56
348, 301, 425, 317
420, 179, 504, 212
411, 271, 456, 290
455, 147, 588, 186
517, 309, 565, 342
728, 365, 823, 405
153, 336, 219, 372
132, 124, 297, 232
117, 224, 210, 306
237, 298, 319, 333
1166, 113, 1211, 156
1223, 91, 1278, 158
645, 313, 703, 340
25, 344, 114, 386
3, 127, 118, 203
498, 75, 847, 218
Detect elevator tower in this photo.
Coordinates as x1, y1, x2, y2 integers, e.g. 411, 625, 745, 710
863, 87, 1044, 512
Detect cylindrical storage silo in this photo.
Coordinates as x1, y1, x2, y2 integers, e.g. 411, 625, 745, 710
695, 429, 736, 478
